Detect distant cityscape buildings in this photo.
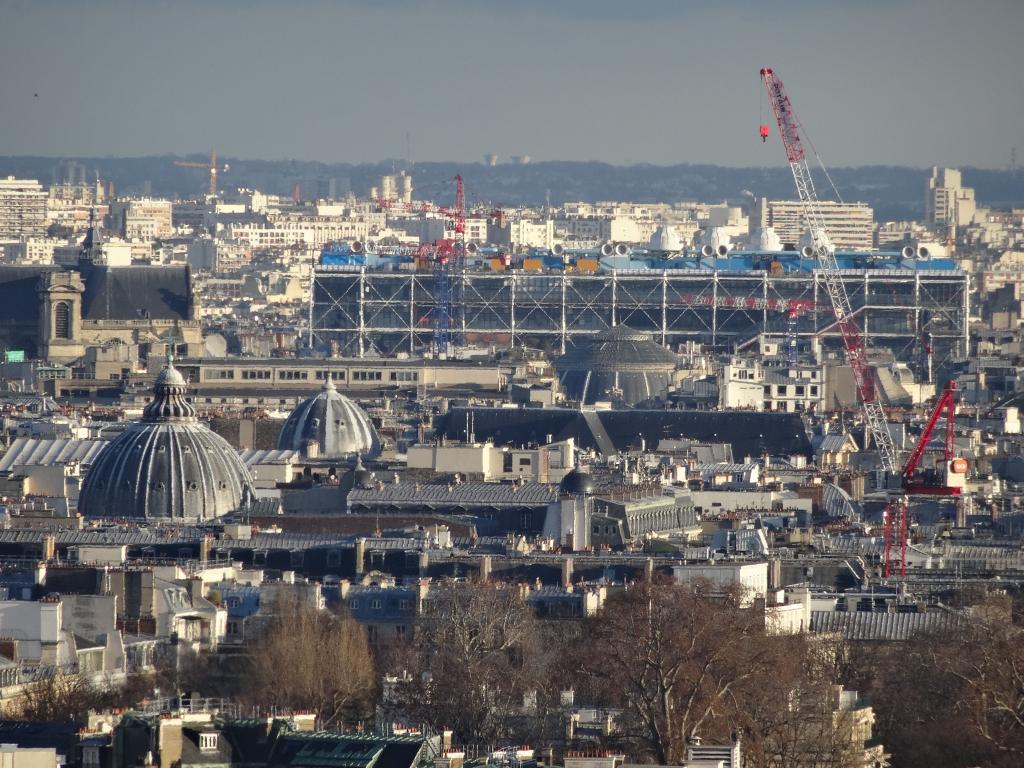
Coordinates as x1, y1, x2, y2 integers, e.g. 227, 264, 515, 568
0, 176, 47, 239
754, 197, 874, 251
926, 165, 977, 232
0, 156, 1020, 768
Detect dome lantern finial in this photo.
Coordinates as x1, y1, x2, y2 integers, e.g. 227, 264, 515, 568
144, 364, 196, 422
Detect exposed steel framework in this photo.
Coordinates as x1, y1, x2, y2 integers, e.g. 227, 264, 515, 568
760, 67, 899, 476
433, 175, 466, 355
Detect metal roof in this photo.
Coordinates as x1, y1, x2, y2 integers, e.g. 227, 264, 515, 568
811, 610, 957, 641
349, 481, 557, 507
0, 437, 109, 472
239, 449, 300, 466
812, 433, 857, 454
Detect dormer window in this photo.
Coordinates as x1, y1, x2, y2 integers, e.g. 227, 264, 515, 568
200, 732, 218, 751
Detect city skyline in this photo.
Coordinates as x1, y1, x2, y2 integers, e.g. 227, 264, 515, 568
2, 0, 1022, 168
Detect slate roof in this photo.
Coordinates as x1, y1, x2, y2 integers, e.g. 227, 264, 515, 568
810, 610, 958, 640
0, 266, 57, 325
439, 407, 812, 459
80, 264, 192, 321
0, 720, 77, 752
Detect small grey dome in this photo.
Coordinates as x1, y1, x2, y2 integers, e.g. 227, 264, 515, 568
554, 325, 679, 406
277, 378, 381, 459
78, 364, 256, 521
560, 468, 594, 496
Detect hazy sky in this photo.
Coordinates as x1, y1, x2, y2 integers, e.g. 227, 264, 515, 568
2, 0, 1021, 167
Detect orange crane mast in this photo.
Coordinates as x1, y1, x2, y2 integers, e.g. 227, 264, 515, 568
174, 149, 222, 197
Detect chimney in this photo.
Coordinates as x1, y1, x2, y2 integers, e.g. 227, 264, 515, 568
41, 534, 56, 562
562, 557, 574, 589
480, 555, 491, 582
355, 538, 366, 575
157, 718, 184, 768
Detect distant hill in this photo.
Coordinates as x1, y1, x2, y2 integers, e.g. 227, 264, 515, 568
2, 155, 1022, 221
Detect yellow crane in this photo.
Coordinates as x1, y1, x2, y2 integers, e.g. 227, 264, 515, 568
174, 149, 226, 197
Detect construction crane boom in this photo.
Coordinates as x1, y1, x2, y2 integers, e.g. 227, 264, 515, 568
760, 67, 899, 475
174, 149, 220, 197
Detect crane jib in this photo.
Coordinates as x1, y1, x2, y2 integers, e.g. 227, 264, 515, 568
759, 65, 899, 477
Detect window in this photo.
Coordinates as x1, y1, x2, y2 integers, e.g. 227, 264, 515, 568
518, 457, 531, 466
810, 385, 818, 396
349, 598, 359, 610
399, 599, 412, 611
795, 385, 805, 396
242, 369, 271, 380
371, 599, 382, 611
280, 370, 308, 381
210, 369, 234, 380
353, 370, 383, 382
83, 747, 100, 768
389, 371, 419, 382
54, 301, 71, 339
200, 733, 218, 752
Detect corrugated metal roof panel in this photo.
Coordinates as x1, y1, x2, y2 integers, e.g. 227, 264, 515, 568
0, 437, 109, 472
811, 610, 957, 641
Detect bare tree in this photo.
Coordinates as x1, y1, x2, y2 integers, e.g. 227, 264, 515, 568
578, 579, 778, 765
389, 582, 546, 749
17, 670, 109, 723
244, 598, 376, 728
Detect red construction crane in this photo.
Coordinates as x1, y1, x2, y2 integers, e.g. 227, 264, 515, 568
883, 381, 963, 577
760, 66, 912, 576
759, 67, 899, 474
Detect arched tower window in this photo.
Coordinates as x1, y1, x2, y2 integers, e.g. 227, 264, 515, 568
54, 301, 71, 340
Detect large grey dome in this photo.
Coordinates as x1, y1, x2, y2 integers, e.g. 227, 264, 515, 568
554, 325, 679, 406
277, 378, 380, 459
78, 364, 256, 521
